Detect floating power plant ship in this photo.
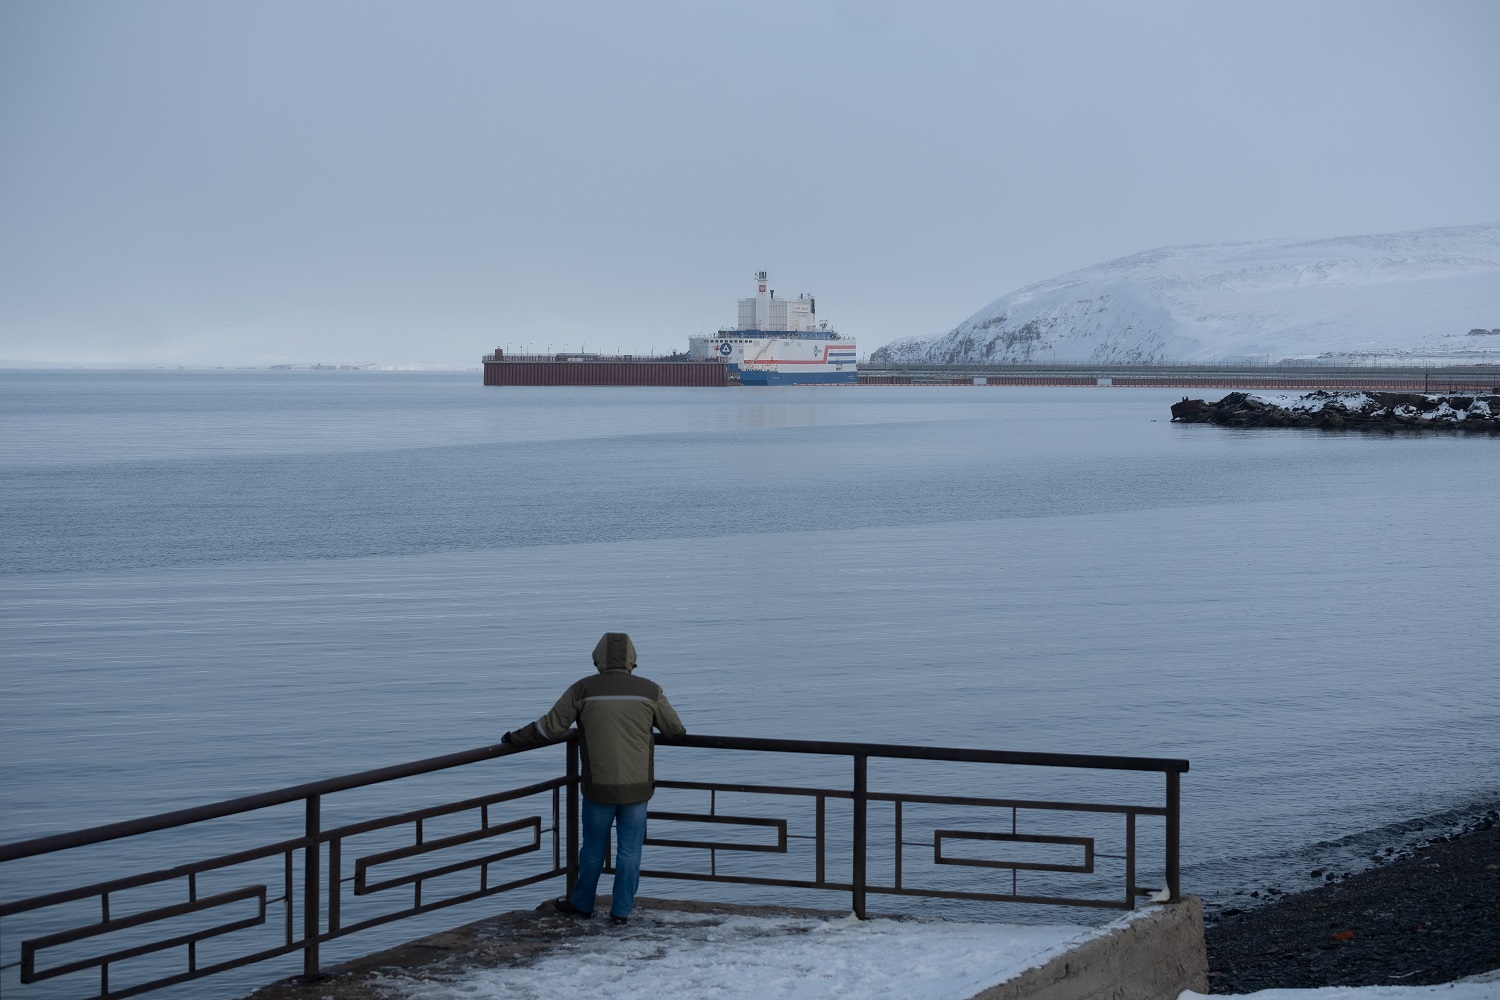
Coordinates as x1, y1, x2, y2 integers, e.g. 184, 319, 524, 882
687, 271, 857, 385
482, 271, 857, 387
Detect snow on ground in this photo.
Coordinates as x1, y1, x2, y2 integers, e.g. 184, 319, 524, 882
370, 910, 1106, 1000
362, 908, 1500, 1000
873, 223, 1500, 366
1187, 983, 1500, 1000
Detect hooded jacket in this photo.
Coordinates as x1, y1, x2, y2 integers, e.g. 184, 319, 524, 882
509, 632, 685, 804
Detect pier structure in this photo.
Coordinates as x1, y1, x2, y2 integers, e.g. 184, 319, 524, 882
478, 353, 1500, 392
856, 362, 1500, 392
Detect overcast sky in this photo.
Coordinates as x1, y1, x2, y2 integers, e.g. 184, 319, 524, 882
2, 0, 1497, 365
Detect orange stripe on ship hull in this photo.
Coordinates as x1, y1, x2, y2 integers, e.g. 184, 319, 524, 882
745, 349, 857, 366
744, 360, 856, 366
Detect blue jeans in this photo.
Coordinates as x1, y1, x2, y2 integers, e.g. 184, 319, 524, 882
569, 797, 649, 919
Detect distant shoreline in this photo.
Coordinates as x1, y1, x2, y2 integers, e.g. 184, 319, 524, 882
0, 363, 480, 372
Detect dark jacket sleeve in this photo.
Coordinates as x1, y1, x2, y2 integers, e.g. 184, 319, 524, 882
509, 680, 585, 749
653, 686, 685, 739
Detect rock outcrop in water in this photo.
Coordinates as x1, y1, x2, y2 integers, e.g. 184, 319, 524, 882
1170, 391, 1500, 432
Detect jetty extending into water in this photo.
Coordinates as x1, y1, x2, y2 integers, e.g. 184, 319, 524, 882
857, 362, 1500, 392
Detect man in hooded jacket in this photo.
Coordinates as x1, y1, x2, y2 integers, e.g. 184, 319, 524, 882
503, 632, 685, 924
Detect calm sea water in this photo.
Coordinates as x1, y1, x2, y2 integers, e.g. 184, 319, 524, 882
2, 371, 1498, 994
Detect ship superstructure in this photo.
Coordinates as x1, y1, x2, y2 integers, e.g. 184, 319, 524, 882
687, 271, 857, 385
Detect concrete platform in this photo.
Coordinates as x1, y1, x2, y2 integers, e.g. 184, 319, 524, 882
244, 896, 1206, 1000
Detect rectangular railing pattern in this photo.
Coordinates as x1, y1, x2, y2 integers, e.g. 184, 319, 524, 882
0, 735, 1186, 1000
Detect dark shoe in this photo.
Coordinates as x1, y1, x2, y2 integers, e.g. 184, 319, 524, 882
552, 897, 591, 918
609, 914, 628, 926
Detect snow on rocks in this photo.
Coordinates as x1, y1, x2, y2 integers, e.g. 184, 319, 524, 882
1170, 391, 1500, 433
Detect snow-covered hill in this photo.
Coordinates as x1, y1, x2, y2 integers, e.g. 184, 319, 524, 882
874, 224, 1500, 366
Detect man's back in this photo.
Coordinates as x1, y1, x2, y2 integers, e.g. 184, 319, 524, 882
505, 631, 685, 924
508, 632, 684, 803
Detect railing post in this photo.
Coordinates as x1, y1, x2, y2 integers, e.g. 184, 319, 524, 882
852, 754, 867, 919
1165, 770, 1180, 903
302, 794, 321, 981
566, 737, 580, 896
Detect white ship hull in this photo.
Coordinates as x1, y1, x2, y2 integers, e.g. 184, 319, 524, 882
687, 333, 857, 385
689, 271, 856, 384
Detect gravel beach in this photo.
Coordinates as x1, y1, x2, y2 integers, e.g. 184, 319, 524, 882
1205, 810, 1500, 992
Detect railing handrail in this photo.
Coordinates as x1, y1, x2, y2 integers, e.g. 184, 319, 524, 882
0, 741, 521, 864
663, 733, 1188, 773
0, 734, 1186, 865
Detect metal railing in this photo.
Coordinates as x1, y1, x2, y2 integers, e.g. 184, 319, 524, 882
0, 734, 1187, 1000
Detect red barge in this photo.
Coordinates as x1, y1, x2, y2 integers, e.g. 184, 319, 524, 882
481, 351, 732, 387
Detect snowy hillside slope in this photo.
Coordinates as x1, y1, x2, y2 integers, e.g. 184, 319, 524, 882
874, 224, 1500, 365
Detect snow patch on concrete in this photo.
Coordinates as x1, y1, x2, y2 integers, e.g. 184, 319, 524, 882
370, 910, 1104, 1000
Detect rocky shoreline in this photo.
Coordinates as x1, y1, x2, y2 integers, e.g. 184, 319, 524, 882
1204, 808, 1500, 992
1171, 391, 1500, 431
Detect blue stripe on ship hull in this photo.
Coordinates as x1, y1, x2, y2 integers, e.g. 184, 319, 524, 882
738, 370, 859, 386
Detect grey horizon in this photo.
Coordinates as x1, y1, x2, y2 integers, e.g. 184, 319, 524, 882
2, 0, 1497, 367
